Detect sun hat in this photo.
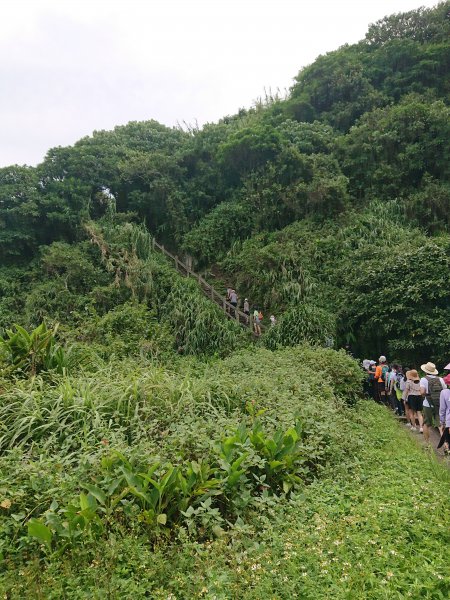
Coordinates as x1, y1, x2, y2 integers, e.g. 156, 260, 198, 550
369, 360, 376, 365
379, 355, 387, 363
421, 362, 438, 375
406, 369, 419, 380
445, 362, 450, 370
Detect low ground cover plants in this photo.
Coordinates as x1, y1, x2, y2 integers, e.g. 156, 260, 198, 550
1, 339, 449, 598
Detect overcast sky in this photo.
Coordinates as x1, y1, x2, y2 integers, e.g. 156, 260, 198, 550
0, 0, 440, 167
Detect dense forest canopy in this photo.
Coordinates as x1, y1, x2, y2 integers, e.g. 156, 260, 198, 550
0, 1, 449, 364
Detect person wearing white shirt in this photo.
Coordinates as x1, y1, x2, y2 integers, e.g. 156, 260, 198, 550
420, 361, 446, 443
387, 364, 400, 413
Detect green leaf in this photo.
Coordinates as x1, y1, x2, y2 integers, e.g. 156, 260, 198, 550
231, 453, 248, 472
268, 460, 284, 471
191, 461, 200, 474
28, 518, 52, 547
81, 483, 107, 505
284, 428, 299, 443
283, 480, 293, 494
156, 513, 167, 525
79, 492, 97, 511
228, 470, 245, 487
212, 525, 225, 537
79, 492, 90, 511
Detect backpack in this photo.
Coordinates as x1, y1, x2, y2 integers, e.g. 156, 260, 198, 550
395, 372, 403, 390
425, 376, 444, 408
381, 365, 389, 383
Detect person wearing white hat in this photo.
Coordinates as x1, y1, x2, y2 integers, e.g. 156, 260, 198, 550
362, 360, 372, 397
444, 362, 450, 387
368, 360, 377, 400
420, 362, 446, 443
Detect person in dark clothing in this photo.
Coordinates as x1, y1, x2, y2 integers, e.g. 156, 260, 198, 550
368, 360, 377, 400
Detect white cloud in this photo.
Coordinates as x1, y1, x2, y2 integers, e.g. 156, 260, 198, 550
0, 0, 441, 166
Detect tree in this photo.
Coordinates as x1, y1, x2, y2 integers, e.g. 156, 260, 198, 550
217, 125, 282, 186
290, 46, 386, 131
0, 166, 40, 262
339, 97, 450, 199
364, 3, 450, 46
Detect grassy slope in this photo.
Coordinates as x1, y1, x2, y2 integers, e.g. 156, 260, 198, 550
202, 404, 450, 599
2, 402, 449, 599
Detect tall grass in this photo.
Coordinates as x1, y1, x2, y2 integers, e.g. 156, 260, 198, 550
0, 346, 362, 460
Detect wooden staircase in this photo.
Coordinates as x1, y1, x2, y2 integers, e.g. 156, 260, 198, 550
152, 239, 255, 330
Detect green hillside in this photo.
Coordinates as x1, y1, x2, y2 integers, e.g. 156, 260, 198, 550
1, 3, 449, 362
1, 3, 449, 598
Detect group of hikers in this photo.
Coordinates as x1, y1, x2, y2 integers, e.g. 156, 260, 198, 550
225, 288, 276, 335
363, 356, 450, 452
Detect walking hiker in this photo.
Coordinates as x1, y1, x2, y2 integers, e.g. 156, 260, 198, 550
243, 298, 250, 324
389, 365, 405, 416
438, 385, 450, 454
405, 369, 424, 432
270, 315, 276, 327
230, 289, 238, 317
443, 361, 450, 386
368, 360, 377, 400
401, 368, 412, 426
388, 364, 400, 413
363, 360, 374, 398
226, 288, 232, 313
253, 308, 261, 336
374, 356, 389, 404
420, 362, 446, 443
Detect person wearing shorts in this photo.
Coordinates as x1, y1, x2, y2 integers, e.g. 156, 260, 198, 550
401, 368, 412, 426
404, 369, 423, 432
420, 362, 446, 443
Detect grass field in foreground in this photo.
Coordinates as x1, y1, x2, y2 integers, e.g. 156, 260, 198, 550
2, 400, 449, 599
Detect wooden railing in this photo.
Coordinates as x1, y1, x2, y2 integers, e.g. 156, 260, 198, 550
152, 239, 259, 330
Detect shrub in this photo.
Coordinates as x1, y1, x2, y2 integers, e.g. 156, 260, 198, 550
264, 303, 336, 350
0, 322, 66, 377
161, 278, 245, 356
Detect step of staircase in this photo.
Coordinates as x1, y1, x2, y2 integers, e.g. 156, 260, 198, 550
152, 239, 258, 331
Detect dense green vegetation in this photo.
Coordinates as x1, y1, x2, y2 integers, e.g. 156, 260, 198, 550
1, 3, 450, 598
1, 347, 449, 598
1, 3, 449, 360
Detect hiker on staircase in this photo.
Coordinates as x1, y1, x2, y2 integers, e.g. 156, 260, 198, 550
229, 289, 238, 318
243, 298, 250, 324
253, 308, 262, 337
226, 288, 232, 314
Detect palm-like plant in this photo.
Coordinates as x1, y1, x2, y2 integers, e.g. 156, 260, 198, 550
0, 322, 66, 377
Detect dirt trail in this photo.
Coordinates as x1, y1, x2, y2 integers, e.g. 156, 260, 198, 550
396, 414, 450, 466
